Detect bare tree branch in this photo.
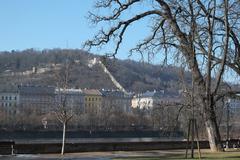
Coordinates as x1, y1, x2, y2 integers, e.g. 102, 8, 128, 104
212, 0, 229, 95
84, 10, 163, 57
89, 0, 141, 23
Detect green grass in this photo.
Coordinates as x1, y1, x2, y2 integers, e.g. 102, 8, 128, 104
112, 150, 240, 160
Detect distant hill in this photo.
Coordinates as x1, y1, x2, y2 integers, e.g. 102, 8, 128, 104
0, 49, 191, 93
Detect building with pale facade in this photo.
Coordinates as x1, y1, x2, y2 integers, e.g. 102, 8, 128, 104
0, 91, 20, 122
131, 90, 181, 109
132, 90, 163, 109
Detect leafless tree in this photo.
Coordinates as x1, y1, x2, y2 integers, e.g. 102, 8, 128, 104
85, 105, 100, 131
151, 103, 183, 132
85, 0, 240, 152
99, 103, 115, 130
54, 60, 73, 155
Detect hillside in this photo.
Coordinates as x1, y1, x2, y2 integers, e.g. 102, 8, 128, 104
0, 49, 191, 93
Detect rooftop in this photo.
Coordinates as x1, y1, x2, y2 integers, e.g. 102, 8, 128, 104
139, 90, 165, 98
100, 90, 125, 97
82, 89, 102, 96
56, 88, 83, 95
18, 85, 55, 95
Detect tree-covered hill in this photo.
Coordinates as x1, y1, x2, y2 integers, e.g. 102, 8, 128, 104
0, 49, 191, 93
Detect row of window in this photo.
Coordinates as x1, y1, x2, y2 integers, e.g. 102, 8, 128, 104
2, 109, 17, 115
1, 96, 17, 101
21, 97, 53, 102
85, 97, 101, 101
1, 102, 17, 107
85, 103, 101, 107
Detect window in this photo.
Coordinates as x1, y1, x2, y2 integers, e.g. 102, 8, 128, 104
2, 96, 4, 100
5, 96, 8, 100
15, 96, 17, 100
9, 97, 12, 100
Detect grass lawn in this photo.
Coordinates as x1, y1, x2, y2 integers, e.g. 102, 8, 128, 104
112, 150, 240, 160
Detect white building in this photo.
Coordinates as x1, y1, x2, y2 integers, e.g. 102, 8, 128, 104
131, 90, 181, 109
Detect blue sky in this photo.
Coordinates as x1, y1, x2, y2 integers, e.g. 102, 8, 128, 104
0, 1, 92, 50
0, 0, 151, 61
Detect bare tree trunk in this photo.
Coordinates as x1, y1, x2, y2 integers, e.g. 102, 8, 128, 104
205, 119, 222, 152
189, 63, 222, 151
61, 122, 66, 155
196, 92, 223, 151
204, 103, 223, 152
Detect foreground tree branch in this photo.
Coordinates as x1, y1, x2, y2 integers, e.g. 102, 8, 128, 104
85, 0, 240, 152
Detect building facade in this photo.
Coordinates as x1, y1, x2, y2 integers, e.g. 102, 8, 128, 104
0, 92, 19, 107
0, 92, 20, 122
131, 90, 164, 109
100, 90, 132, 112
55, 88, 84, 114
131, 90, 181, 109
228, 98, 240, 112
18, 85, 56, 114
83, 89, 102, 113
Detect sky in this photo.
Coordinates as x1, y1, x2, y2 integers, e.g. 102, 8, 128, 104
0, 0, 150, 61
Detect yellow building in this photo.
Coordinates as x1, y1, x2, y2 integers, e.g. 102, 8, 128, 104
83, 89, 102, 113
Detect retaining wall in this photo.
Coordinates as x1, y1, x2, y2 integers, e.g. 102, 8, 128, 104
13, 141, 211, 154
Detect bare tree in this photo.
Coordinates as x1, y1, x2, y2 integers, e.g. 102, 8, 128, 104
85, 0, 240, 152
151, 103, 183, 132
85, 105, 100, 131
54, 60, 73, 155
